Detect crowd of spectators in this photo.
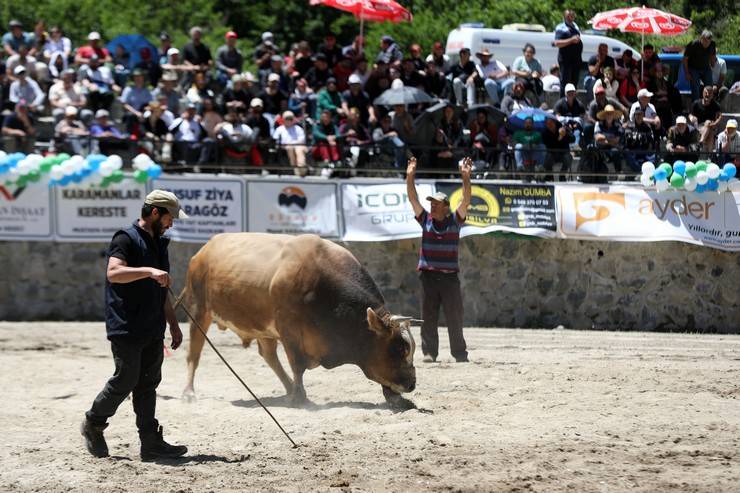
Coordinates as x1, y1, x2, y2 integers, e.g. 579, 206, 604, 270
1, 16, 738, 181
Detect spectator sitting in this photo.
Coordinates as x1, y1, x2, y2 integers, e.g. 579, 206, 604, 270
199, 97, 223, 138
144, 95, 175, 127
120, 68, 153, 134
468, 108, 499, 163
500, 81, 533, 117
585, 85, 626, 146
339, 107, 370, 169
618, 66, 644, 108
80, 54, 119, 112
111, 44, 132, 87
215, 103, 255, 165
75, 31, 111, 65
429, 128, 456, 174
342, 74, 374, 125
391, 103, 414, 151
689, 85, 722, 152
351, 56, 370, 87
376, 35, 403, 66
43, 26, 71, 64
512, 116, 545, 180
640, 44, 659, 81
2, 100, 35, 153
629, 88, 661, 135
511, 43, 544, 103
216, 31, 243, 88
6, 44, 39, 82
305, 53, 332, 92
342, 35, 365, 61
591, 104, 625, 178
584, 42, 615, 98
332, 56, 354, 92
0, 63, 10, 112
439, 103, 464, 147
49, 68, 89, 124
400, 57, 425, 89
312, 108, 341, 168
554, 83, 585, 147
246, 98, 271, 166
474, 48, 511, 107
541, 64, 561, 93
315, 77, 343, 122
288, 77, 315, 120
423, 59, 447, 98
55, 106, 90, 155
646, 64, 681, 131
425, 41, 451, 73
135, 47, 160, 87
364, 61, 391, 101
168, 103, 213, 166
157, 32, 172, 65
263, 54, 289, 92
9, 65, 44, 114
623, 108, 657, 172
449, 48, 476, 107
185, 71, 215, 111
89, 108, 128, 155
542, 117, 574, 181
593, 66, 619, 100
372, 113, 406, 168
319, 32, 342, 69
160, 48, 191, 90
616, 49, 637, 71
151, 71, 182, 116
272, 110, 307, 175
3, 20, 34, 57
182, 26, 213, 81
48, 51, 68, 81
709, 53, 728, 103
259, 72, 289, 125
666, 115, 700, 162
291, 41, 314, 79
716, 119, 740, 166
141, 102, 169, 140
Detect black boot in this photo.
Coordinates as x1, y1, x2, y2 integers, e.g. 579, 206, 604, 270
140, 426, 187, 461
80, 419, 109, 458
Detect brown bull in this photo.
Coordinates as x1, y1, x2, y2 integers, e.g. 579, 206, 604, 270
179, 233, 417, 409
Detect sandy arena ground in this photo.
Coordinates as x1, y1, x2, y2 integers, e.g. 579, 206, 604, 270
0, 322, 739, 492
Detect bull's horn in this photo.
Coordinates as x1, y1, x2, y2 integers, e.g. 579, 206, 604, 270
410, 319, 424, 325
390, 315, 413, 322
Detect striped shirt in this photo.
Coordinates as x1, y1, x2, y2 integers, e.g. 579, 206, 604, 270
416, 210, 464, 272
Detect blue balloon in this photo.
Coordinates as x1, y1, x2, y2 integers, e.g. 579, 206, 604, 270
719, 170, 730, 182
724, 163, 737, 178
707, 178, 719, 191
654, 169, 668, 181
146, 164, 162, 178
695, 183, 706, 193
71, 172, 84, 184
58, 176, 72, 186
672, 161, 686, 176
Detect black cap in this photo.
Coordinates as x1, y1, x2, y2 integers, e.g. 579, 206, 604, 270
313, 53, 327, 62
159, 31, 170, 41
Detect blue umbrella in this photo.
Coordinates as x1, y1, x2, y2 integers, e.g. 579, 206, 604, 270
508, 108, 557, 131
106, 34, 158, 67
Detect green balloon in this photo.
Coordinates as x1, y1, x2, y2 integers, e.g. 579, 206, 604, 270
57, 153, 71, 162
670, 173, 685, 188
695, 161, 708, 172
658, 162, 673, 174
134, 170, 149, 183
39, 162, 53, 173
685, 163, 698, 178
27, 170, 41, 182
99, 177, 111, 188
110, 170, 125, 183
16, 176, 28, 187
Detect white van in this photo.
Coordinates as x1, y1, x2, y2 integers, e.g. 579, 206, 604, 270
445, 25, 639, 84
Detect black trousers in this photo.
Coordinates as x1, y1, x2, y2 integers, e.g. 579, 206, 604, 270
559, 62, 581, 97
86, 335, 163, 436
419, 270, 467, 360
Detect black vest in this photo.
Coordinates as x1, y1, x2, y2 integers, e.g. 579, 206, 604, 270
105, 222, 170, 340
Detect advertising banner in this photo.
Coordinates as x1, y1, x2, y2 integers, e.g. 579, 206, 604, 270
341, 181, 434, 241
0, 183, 53, 241
248, 180, 339, 237
435, 181, 558, 238
556, 185, 740, 251
54, 183, 147, 241
150, 174, 246, 243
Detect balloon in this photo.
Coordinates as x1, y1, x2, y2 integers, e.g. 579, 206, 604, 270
110, 170, 125, 183
49, 165, 64, 181
107, 155, 123, 170
0, 151, 7, 161
16, 176, 28, 187
99, 163, 114, 177
56, 153, 71, 162
641, 161, 655, 175
672, 161, 686, 176
685, 163, 698, 178
39, 161, 53, 173
58, 175, 72, 186
61, 161, 75, 175
133, 153, 153, 171
134, 169, 149, 183
640, 174, 653, 188
17, 160, 31, 175
684, 178, 697, 192
670, 173, 685, 188
719, 170, 730, 181
99, 177, 111, 188
146, 164, 162, 179
717, 181, 729, 192
707, 163, 720, 179
696, 171, 709, 185
654, 169, 668, 181
656, 180, 670, 192
27, 170, 41, 182
658, 162, 673, 174
729, 178, 740, 191
707, 178, 719, 191
723, 163, 737, 178
695, 161, 708, 172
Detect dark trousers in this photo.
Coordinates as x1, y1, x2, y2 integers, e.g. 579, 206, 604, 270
419, 270, 467, 360
559, 62, 581, 97
86, 336, 163, 436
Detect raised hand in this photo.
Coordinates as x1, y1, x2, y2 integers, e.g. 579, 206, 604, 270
406, 156, 417, 176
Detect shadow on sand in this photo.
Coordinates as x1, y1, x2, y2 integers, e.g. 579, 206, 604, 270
230, 395, 433, 414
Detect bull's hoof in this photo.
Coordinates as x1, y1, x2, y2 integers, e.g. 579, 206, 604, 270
182, 389, 196, 403
382, 386, 417, 412
287, 392, 311, 408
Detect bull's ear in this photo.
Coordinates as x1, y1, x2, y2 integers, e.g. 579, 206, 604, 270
367, 307, 391, 337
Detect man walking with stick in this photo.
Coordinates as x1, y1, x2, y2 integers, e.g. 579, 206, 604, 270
81, 190, 189, 461
406, 156, 472, 363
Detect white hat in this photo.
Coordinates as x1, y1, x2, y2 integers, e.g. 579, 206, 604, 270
675, 115, 687, 125
167, 47, 180, 57
242, 71, 255, 82
564, 83, 576, 93
637, 88, 654, 98
262, 31, 273, 41
250, 97, 264, 108
282, 110, 295, 119
348, 73, 362, 85
267, 73, 280, 82
95, 109, 109, 118
64, 106, 78, 117
727, 119, 738, 129
13, 65, 26, 75
88, 31, 101, 41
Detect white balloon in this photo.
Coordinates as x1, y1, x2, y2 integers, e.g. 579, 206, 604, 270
656, 179, 670, 192
8, 168, 20, 180
729, 178, 740, 191
640, 174, 653, 188
49, 165, 65, 181
61, 161, 75, 175
641, 161, 655, 175
696, 170, 709, 185
707, 163, 721, 179
0, 150, 7, 161
17, 160, 31, 175
27, 154, 43, 169
718, 181, 729, 193
99, 165, 114, 177
684, 178, 697, 191
107, 155, 123, 170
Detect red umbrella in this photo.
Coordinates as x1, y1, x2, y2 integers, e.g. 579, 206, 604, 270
589, 6, 691, 75
310, 0, 412, 54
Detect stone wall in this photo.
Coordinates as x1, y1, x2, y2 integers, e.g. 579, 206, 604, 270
0, 237, 737, 332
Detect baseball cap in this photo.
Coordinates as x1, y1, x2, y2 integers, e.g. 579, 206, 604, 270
261, 31, 273, 41
88, 31, 101, 41
145, 190, 188, 219
637, 88, 653, 98
425, 191, 449, 204
348, 73, 362, 85
95, 109, 109, 118
225, 31, 238, 39
242, 71, 256, 82
167, 47, 180, 57
565, 83, 576, 93
267, 73, 280, 82
13, 65, 26, 75
727, 119, 738, 129
9, 20, 22, 28
250, 97, 264, 108
381, 35, 394, 44
282, 110, 295, 120
675, 115, 687, 124
326, 76, 337, 85
64, 106, 78, 117
270, 54, 283, 63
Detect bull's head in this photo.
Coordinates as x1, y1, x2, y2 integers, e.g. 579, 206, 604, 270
362, 307, 417, 394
